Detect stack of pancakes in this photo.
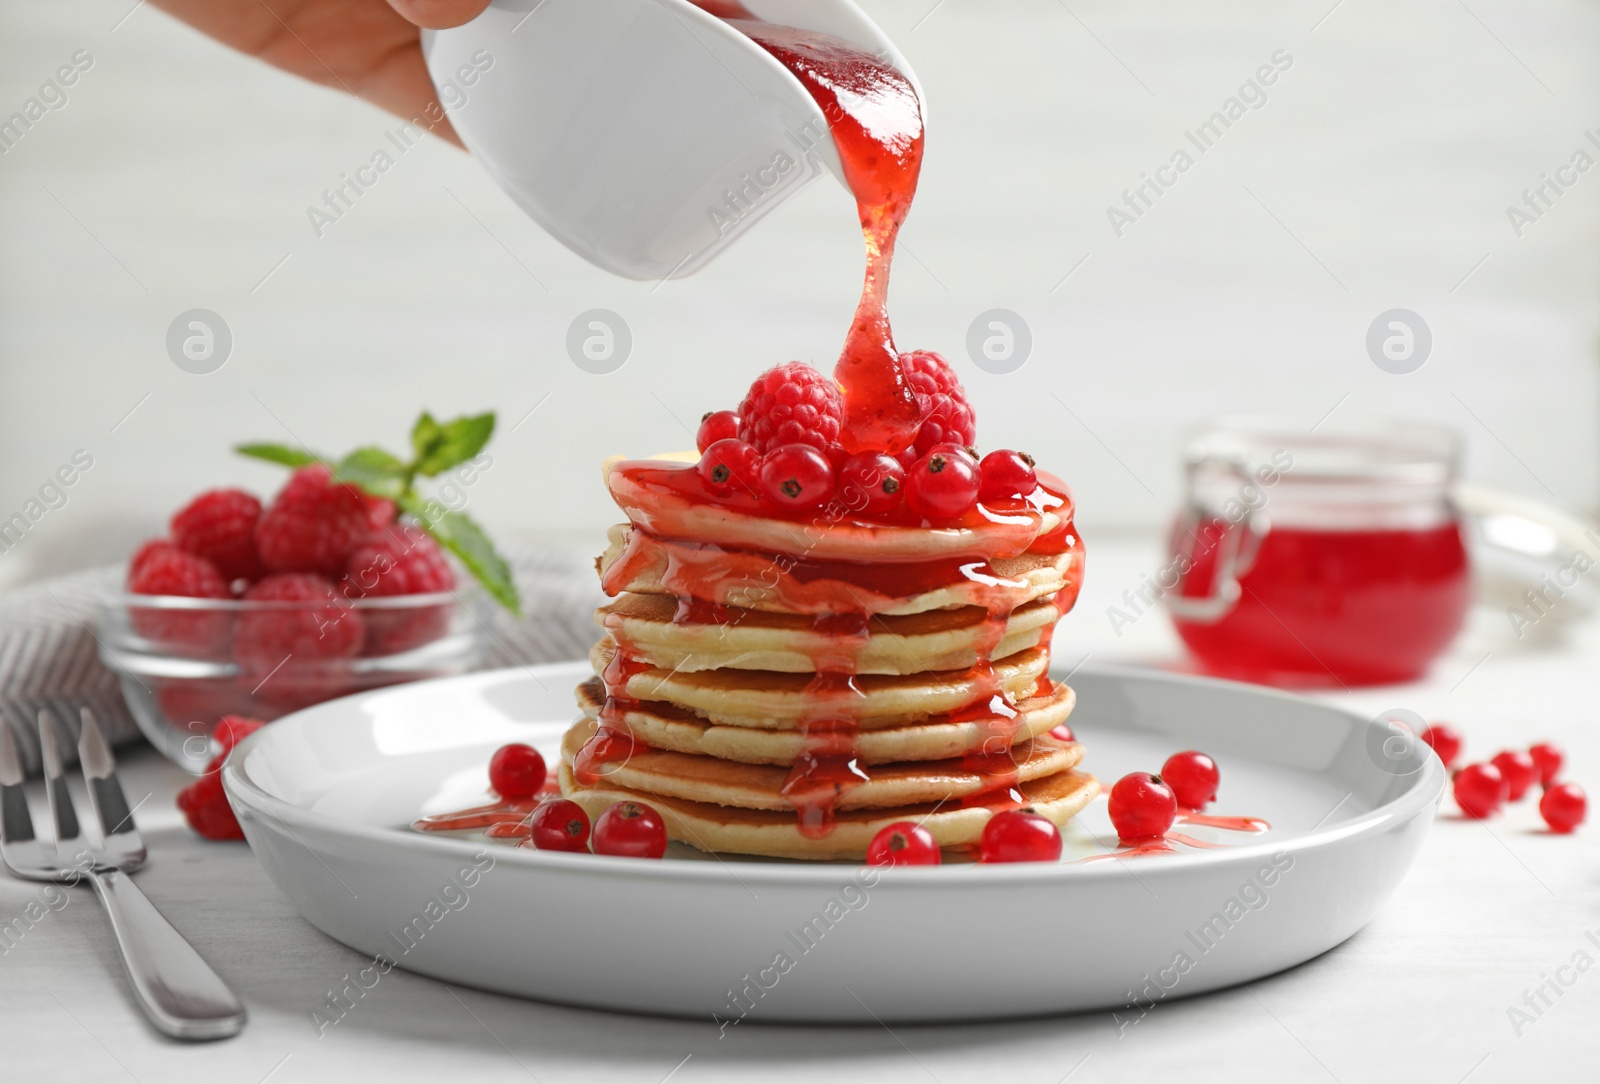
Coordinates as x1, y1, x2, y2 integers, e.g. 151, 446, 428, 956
557, 459, 1097, 861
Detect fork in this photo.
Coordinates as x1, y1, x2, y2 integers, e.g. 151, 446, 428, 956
0, 709, 247, 1041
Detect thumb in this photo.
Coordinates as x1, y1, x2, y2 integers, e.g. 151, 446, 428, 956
384, 0, 493, 30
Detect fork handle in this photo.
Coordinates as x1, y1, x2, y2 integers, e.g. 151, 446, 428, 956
88, 868, 247, 1040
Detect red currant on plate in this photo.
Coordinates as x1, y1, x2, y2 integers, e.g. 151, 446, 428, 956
839, 452, 906, 516
866, 821, 942, 866
1539, 782, 1587, 834
698, 438, 760, 495
488, 743, 547, 800
529, 799, 591, 852
592, 800, 668, 858
1420, 723, 1463, 769
1108, 772, 1177, 842
1490, 750, 1538, 802
1452, 762, 1507, 819
904, 447, 980, 520
760, 443, 836, 509
977, 449, 1038, 503
978, 809, 1062, 863
1528, 742, 1564, 785
696, 410, 740, 453
1160, 751, 1219, 810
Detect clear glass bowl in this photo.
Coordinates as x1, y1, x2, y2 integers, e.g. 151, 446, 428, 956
97, 589, 489, 773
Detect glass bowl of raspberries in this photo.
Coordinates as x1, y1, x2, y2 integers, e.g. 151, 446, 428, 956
99, 467, 490, 773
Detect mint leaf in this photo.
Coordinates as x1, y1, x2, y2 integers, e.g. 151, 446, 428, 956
399, 495, 520, 614
412, 411, 495, 477
334, 446, 410, 498
235, 442, 324, 468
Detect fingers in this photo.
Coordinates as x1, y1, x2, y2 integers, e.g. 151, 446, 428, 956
384, 0, 493, 30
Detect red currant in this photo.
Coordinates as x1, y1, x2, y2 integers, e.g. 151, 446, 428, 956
698, 438, 760, 495
591, 800, 668, 858
760, 443, 836, 509
1048, 724, 1075, 743
865, 821, 942, 866
1161, 751, 1220, 810
839, 452, 906, 516
978, 449, 1038, 503
903, 448, 980, 520
1491, 750, 1538, 802
1108, 772, 1177, 842
1529, 742, 1564, 786
1420, 723, 1463, 769
529, 798, 591, 852
488, 743, 546, 800
1539, 782, 1587, 834
1452, 762, 1507, 819
978, 809, 1062, 863
696, 410, 740, 453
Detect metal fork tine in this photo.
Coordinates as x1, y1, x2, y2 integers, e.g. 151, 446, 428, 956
79, 708, 139, 846
37, 711, 82, 857
0, 721, 39, 850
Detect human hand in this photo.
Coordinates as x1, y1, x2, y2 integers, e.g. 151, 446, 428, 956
150, 0, 493, 147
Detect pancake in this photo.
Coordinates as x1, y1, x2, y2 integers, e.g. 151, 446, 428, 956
574, 676, 1075, 765
597, 523, 1079, 617
606, 456, 1066, 563
558, 761, 1101, 861
597, 592, 1062, 675
561, 717, 1081, 811
588, 639, 1053, 729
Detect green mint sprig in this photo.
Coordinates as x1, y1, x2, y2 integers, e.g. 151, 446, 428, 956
235, 410, 521, 615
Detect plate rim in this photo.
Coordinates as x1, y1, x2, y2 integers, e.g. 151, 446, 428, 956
223, 661, 1446, 886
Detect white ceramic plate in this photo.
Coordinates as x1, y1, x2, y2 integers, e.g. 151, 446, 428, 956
224, 662, 1443, 1023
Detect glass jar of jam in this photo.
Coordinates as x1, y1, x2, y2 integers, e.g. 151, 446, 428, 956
1165, 419, 1471, 687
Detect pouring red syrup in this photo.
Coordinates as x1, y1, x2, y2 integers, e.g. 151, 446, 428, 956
731, 21, 926, 454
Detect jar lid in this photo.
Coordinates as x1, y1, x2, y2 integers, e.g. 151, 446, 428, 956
1185, 416, 1461, 487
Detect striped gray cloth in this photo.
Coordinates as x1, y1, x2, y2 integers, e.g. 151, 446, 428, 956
0, 545, 604, 776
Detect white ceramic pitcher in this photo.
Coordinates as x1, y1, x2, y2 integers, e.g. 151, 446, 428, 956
422, 0, 924, 281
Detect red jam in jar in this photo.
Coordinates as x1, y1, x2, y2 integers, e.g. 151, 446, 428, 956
1166, 421, 1470, 687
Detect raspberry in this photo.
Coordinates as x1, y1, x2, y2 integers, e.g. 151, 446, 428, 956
234, 573, 364, 708
126, 542, 232, 648
344, 525, 457, 654
736, 363, 844, 457
212, 715, 266, 753
171, 489, 266, 583
900, 350, 976, 463
345, 525, 456, 597
255, 465, 394, 577
176, 753, 245, 841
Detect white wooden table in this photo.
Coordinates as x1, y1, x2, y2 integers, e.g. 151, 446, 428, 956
1, 537, 1596, 1082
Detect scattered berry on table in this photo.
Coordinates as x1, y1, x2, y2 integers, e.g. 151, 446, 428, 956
176, 754, 245, 841
1452, 762, 1507, 819
1528, 742, 1564, 786
1490, 749, 1538, 802
1539, 782, 1587, 834
1420, 724, 1463, 770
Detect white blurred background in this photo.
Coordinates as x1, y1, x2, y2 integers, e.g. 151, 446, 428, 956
1, 0, 1596, 588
